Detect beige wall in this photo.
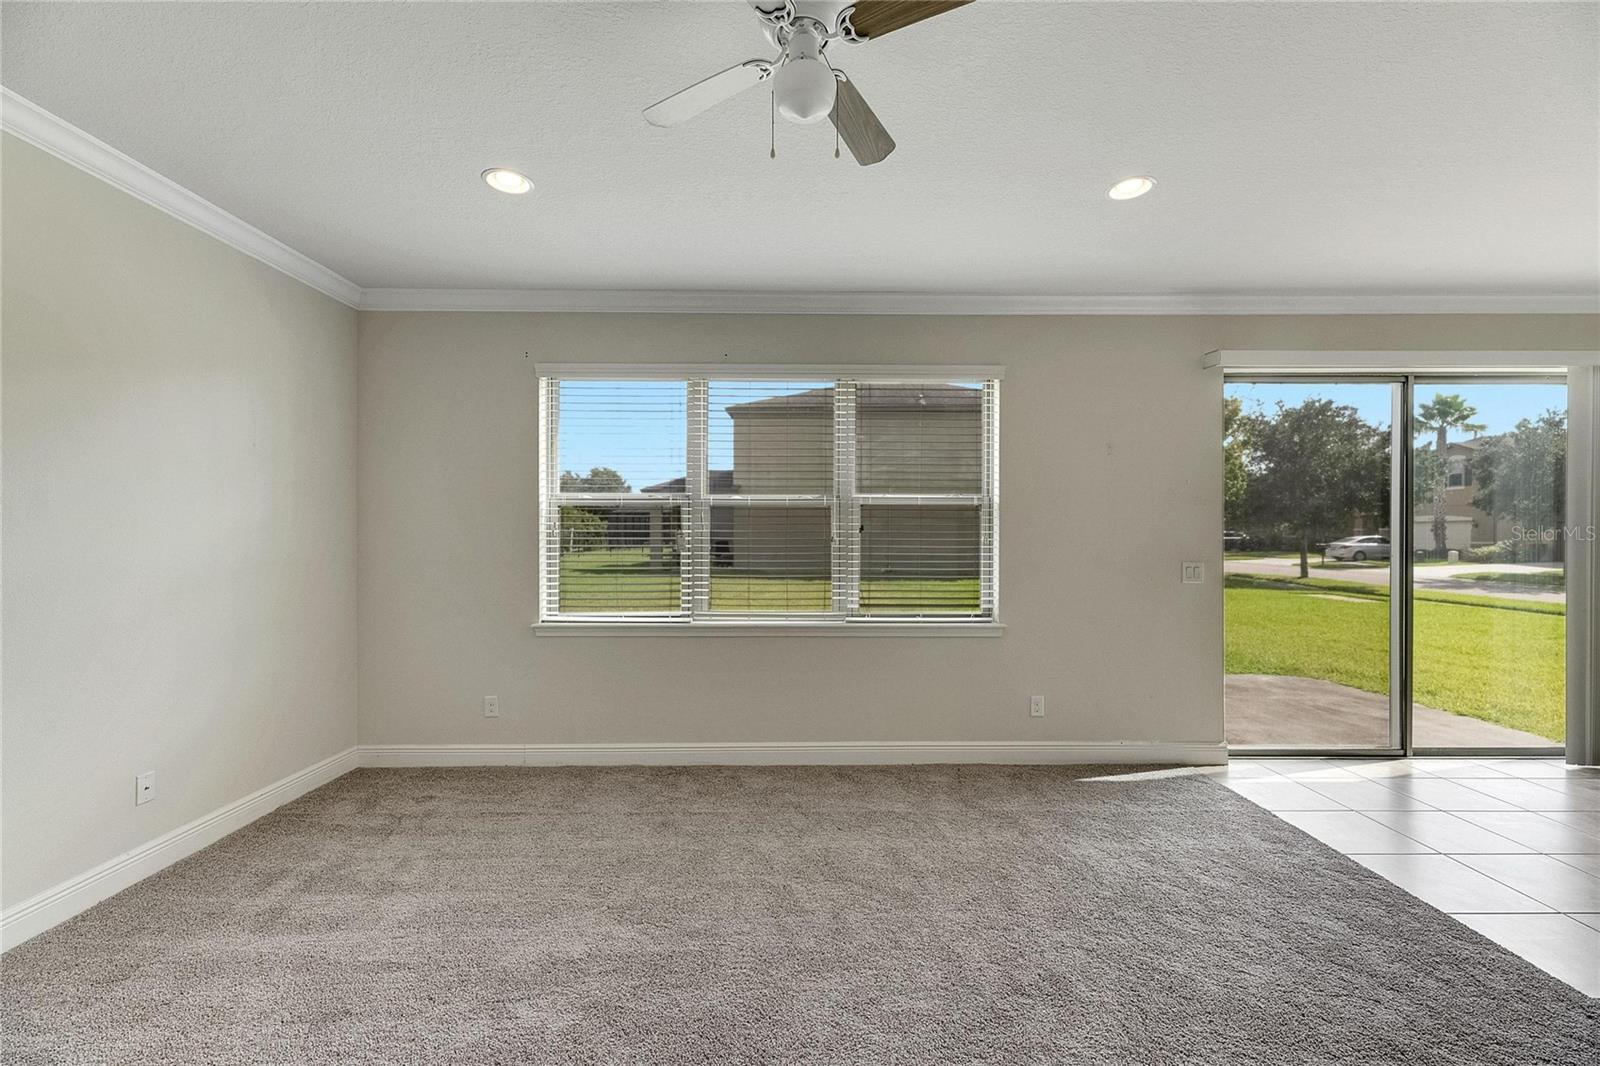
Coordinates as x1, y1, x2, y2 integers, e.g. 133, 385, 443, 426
724, 507, 832, 583
356, 310, 1597, 749
860, 505, 980, 592
857, 406, 983, 494
730, 410, 831, 494
1, 135, 359, 907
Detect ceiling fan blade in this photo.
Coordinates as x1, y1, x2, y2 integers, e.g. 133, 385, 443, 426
643, 61, 772, 127
844, 0, 973, 41
830, 75, 896, 166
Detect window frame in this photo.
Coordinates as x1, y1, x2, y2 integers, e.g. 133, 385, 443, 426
536, 365, 1002, 631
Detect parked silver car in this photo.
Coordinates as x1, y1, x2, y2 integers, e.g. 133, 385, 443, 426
1326, 535, 1390, 562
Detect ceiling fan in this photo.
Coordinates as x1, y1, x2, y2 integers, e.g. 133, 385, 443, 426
643, 0, 974, 166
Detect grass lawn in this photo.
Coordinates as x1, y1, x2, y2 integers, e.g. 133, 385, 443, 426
1225, 574, 1564, 741
558, 548, 980, 615
1452, 570, 1565, 589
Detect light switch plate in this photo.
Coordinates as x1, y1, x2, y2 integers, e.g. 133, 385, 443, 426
1182, 562, 1205, 584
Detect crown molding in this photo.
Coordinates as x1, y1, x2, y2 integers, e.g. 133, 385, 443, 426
1, 86, 362, 308
1204, 349, 1600, 371
357, 287, 1600, 316
5, 88, 1594, 319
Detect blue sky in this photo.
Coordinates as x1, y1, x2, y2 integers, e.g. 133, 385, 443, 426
556, 380, 686, 490
1226, 382, 1567, 442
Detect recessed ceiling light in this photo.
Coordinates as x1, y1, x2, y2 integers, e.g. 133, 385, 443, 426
482, 168, 533, 195
1107, 176, 1156, 201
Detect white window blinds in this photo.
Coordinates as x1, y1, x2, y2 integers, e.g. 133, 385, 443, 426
539, 370, 999, 624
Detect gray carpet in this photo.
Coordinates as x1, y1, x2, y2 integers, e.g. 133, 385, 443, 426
3, 766, 1596, 1065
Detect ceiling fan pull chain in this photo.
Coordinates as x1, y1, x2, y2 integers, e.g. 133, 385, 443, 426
770, 89, 776, 159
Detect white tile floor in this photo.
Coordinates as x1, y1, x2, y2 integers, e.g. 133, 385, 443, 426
1220, 756, 1600, 996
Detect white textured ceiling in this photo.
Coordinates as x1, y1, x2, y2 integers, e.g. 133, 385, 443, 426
3, 1, 1597, 298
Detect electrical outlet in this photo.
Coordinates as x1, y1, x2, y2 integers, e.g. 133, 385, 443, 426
483, 695, 501, 718
1029, 695, 1045, 718
1182, 562, 1205, 584
135, 771, 156, 806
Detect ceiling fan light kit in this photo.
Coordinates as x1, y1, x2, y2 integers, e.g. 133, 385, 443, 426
772, 22, 836, 124
642, 0, 974, 165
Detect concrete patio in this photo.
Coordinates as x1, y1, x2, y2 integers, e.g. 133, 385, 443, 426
1226, 674, 1556, 748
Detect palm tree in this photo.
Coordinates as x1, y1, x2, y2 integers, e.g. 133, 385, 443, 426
1415, 395, 1485, 555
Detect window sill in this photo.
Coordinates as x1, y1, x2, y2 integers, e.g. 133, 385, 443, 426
533, 621, 1006, 637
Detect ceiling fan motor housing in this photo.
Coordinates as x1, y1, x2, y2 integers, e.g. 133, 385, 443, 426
758, 2, 854, 46
773, 22, 837, 125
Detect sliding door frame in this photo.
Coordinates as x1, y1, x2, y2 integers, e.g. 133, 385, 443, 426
1224, 370, 1575, 759
1568, 365, 1599, 766
1394, 380, 1414, 755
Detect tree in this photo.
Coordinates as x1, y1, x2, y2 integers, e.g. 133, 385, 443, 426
1472, 410, 1566, 559
1239, 399, 1390, 578
558, 506, 604, 553
1223, 396, 1250, 526
560, 466, 630, 493
1414, 395, 1484, 555
1410, 443, 1445, 512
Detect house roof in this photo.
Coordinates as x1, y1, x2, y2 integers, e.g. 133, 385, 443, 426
1423, 435, 1499, 456
642, 470, 734, 494
726, 384, 981, 415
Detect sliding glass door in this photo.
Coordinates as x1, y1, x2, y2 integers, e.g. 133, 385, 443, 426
1225, 374, 1568, 756
1410, 378, 1567, 752
1224, 380, 1402, 750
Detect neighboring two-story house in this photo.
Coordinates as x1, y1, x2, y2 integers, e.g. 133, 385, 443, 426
626, 384, 984, 579
720, 384, 982, 579
1413, 437, 1503, 550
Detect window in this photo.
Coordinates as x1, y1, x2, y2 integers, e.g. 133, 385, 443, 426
538, 368, 1000, 626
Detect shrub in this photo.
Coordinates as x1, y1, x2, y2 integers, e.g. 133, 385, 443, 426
559, 507, 604, 553
1463, 538, 1554, 565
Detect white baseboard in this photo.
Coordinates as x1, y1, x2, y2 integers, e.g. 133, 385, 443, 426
1, 746, 360, 952
360, 741, 1228, 768
363, 744, 526, 767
